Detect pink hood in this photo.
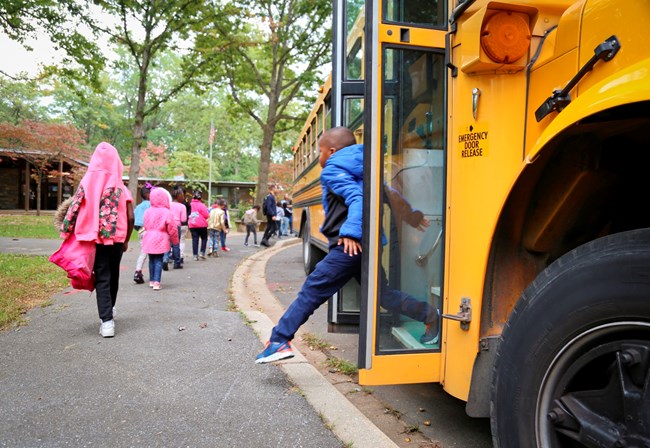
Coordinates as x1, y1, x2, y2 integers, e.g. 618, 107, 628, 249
142, 188, 178, 254
74, 142, 131, 244
150, 187, 171, 209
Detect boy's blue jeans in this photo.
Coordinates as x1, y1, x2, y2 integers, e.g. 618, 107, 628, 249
163, 226, 181, 266
209, 229, 220, 252
270, 244, 436, 343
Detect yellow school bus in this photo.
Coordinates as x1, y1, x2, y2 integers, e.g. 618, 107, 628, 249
292, 74, 331, 274
295, 0, 650, 445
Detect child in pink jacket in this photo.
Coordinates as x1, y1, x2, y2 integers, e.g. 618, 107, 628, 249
51, 142, 134, 338
188, 190, 209, 260
142, 188, 179, 290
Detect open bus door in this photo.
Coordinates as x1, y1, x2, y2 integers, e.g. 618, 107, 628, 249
327, 0, 367, 332
357, 0, 449, 385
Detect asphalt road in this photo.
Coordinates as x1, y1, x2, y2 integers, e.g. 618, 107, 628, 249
266, 240, 493, 448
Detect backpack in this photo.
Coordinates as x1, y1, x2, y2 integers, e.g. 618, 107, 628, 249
243, 209, 256, 224
262, 195, 269, 216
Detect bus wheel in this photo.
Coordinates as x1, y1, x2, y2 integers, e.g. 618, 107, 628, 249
302, 220, 323, 275
491, 229, 650, 448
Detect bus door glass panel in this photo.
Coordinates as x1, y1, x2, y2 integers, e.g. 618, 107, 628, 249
377, 47, 445, 354
345, 0, 365, 81
383, 0, 446, 28
344, 96, 364, 134
328, 95, 365, 329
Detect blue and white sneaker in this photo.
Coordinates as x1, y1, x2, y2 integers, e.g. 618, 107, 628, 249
255, 341, 295, 364
420, 309, 440, 345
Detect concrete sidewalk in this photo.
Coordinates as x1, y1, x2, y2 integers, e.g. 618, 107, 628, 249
0, 234, 394, 448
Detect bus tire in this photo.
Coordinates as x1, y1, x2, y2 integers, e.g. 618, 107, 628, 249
302, 220, 323, 275
491, 229, 650, 448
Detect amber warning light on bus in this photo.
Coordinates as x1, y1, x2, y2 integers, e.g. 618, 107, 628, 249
480, 11, 531, 64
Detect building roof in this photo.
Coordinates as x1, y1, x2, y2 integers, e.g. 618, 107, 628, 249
0, 148, 89, 167
121, 175, 256, 187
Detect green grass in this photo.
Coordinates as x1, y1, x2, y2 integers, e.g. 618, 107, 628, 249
0, 253, 69, 330
0, 215, 59, 239
0, 215, 138, 240
325, 357, 358, 376
301, 332, 329, 350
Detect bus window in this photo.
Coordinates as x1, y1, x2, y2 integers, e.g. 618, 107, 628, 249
311, 118, 318, 160
325, 100, 332, 131
317, 107, 324, 137
344, 97, 364, 131
383, 0, 446, 28
377, 48, 445, 354
293, 151, 298, 179
345, 0, 365, 80
346, 37, 363, 81
305, 131, 311, 164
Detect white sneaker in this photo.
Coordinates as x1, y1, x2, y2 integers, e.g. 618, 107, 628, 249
100, 320, 115, 338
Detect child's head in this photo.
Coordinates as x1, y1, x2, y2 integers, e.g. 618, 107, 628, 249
150, 187, 171, 209
218, 199, 227, 209
173, 186, 185, 201
140, 185, 151, 201
253, 205, 260, 211
319, 127, 356, 168
193, 190, 202, 200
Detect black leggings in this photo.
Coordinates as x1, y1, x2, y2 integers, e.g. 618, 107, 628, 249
94, 243, 124, 322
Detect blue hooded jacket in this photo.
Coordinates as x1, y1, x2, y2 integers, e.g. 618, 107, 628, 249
320, 143, 363, 243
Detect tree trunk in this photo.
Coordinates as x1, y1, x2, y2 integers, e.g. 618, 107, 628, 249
255, 124, 275, 206
254, 74, 281, 206
128, 119, 145, 200
24, 162, 29, 212
127, 55, 150, 200
35, 171, 42, 217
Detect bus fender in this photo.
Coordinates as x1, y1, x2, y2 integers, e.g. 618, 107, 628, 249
527, 57, 650, 164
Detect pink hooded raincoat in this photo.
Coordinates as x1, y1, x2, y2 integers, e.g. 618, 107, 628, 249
142, 188, 179, 255
49, 142, 132, 291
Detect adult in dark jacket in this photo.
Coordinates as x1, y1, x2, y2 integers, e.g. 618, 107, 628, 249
260, 185, 278, 247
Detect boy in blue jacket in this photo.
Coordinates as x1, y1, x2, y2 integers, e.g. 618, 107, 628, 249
256, 127, 440, 364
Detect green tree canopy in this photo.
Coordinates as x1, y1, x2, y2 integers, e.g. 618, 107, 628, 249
196, 0, 332, 205
0, 0, 104, 86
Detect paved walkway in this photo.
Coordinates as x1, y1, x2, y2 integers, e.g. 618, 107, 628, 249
0, 235, 348, 447
0, 234, 395, 448
0, 234, 492, 448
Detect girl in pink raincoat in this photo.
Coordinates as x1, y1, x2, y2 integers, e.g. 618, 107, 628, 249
142, 188, 179, 290
52, 142, 134, 338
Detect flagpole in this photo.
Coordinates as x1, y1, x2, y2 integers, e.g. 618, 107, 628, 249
208, 119, 214, 205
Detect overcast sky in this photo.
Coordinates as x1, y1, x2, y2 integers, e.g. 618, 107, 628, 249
0, 34, 62, 77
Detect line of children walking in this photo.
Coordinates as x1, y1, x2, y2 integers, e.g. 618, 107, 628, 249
133, 189, 268, 287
